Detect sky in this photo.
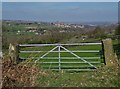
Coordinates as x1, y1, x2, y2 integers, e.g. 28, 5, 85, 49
1, 0, 120, 2
2, 2, 118, 23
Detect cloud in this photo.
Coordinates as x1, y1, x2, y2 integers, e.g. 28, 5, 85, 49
68, 7, 80, 10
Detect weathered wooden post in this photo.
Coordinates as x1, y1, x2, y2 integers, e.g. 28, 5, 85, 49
102, 38, 117, 66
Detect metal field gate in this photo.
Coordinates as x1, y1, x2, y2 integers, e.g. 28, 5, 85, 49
17, 43, 105, 71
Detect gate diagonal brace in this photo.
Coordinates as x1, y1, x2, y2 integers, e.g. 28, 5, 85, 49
60, 46, 97, 69
34, 46, 58, 63
34, 45, 97, 69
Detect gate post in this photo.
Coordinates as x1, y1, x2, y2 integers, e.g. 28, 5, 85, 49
16, 44, 19, 64
9, 43, 16, 64
9, 43, 19, 64
101, 41, 106, 65
102, 38, 117, 66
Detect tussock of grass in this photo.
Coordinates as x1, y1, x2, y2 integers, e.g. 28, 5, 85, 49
36, 62, 119, 87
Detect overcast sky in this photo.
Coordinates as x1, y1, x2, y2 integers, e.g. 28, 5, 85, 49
2, 2, 118, 23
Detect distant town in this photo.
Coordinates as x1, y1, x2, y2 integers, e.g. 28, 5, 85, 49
3, 20, 118, 37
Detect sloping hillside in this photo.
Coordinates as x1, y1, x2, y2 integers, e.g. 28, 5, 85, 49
2, 55, 119, 88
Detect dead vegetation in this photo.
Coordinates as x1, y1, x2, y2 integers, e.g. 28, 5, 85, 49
2, 56, 47, 88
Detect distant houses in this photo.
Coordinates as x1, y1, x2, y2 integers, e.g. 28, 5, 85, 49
54, 23, 85, 29
15, 24, 85, 35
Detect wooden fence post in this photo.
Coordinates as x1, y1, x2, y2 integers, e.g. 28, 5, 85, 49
102, 38, 117, 66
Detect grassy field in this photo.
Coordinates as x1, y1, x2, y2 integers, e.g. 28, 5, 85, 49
2, 39, 119, 87
2, 21, 119, 87
35, 64, 119, 87
3, 56, 119, 87
19, 44, 104, 71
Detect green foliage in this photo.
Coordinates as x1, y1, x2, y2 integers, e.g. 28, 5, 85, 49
2, 21, 119, 87
115, 25, 120, 35
113, 40, 120, 59
2, 24, 27, 32
92, 26, 106, 39
2, 21, 75, 51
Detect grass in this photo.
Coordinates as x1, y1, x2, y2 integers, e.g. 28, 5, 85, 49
3, 38, 119, 87
2, 21, 119, 87
112, 39, 120, 59
19, 44, 104, 70
3, 54, 119, 87
35, 63, 119, 87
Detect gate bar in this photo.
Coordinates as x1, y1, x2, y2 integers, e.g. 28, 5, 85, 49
19, 43, 102, 47
58, 45, 61, 70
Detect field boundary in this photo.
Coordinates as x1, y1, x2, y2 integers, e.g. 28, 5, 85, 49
12, 42, 105, 71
